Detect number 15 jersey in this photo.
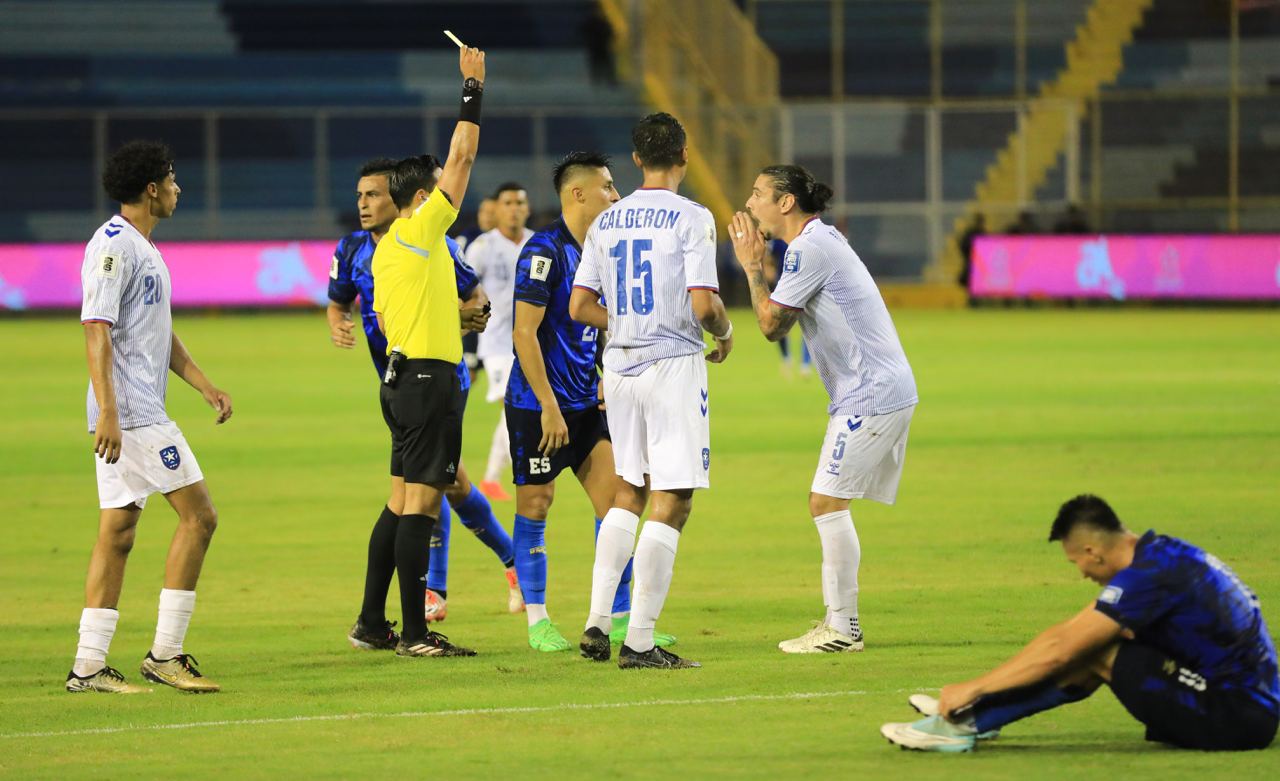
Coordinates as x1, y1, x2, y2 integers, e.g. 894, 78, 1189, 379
573, 188, 719, 377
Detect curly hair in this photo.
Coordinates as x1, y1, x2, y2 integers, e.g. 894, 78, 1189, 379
102, 140, 174, 204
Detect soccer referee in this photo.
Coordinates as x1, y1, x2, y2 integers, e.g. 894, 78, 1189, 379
369, 44, 486, 657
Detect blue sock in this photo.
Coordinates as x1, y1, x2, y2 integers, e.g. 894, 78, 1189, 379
513, 514, 547, 605
971, 683, 1093, 733
455, 485, 515, 567
426, 499, 451, 595
594, 517, 633, 614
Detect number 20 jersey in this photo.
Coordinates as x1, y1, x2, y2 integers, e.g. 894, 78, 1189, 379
573, 188, 720, 377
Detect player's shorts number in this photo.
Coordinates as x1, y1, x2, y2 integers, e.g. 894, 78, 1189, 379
831, 431, 848, 461
528, 456, 552, 475
610, 238, 654, 315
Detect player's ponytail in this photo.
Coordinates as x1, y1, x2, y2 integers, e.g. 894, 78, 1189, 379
761, 164, 833, 214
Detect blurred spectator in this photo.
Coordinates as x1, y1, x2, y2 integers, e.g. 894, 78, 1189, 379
581, 5, 617, 86
1053, 203, 1091, 235
957, 213, 986, 289
1008, 210, 1038, 235
454, 197, 496, 253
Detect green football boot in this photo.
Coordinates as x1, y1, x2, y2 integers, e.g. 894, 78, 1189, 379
609, 615, 676, 648
528, 619, 572, 652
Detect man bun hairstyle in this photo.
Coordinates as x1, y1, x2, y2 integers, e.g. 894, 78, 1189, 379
358, 157, 398, 179
389, 154, 442, 209
632, 112, 686, 169
552, 151, 612, 193
1048, 494, 1124, 542
102, 140, 174, 205
761, 164, 834, 214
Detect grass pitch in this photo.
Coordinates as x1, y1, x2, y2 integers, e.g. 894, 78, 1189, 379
0, 308, 1277, 779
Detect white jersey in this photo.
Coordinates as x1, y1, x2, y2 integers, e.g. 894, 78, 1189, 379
467, 226, 532, 362
573, 188, 719, 376
771, 218, 917, 417
80, 217, 173, 433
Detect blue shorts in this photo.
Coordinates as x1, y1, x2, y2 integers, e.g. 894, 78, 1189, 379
507, 405, 608, 486
1109, 642, 1277, 750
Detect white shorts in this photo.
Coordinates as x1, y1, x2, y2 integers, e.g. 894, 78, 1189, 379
483, 354, 514, 404
94, 421, 204, 509
604, 352, 710, 491
810, 405, 915, 504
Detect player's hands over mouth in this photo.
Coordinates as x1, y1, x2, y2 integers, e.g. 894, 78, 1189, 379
93, 412, 123, 464
460, 46, 486, 83
707, 331, 732, 363
330, 316, 356, 348
203, 386, 234, 424
937, 681, 981, 722
460, 306, 491, 333
729, 212, 767, 271
539, 407, 569, 456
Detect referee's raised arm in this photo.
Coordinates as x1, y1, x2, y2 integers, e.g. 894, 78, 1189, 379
434, 46, 486, 209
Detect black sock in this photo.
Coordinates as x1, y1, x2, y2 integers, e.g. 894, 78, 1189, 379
395, 513, 434, 642
359, 506, 399, 626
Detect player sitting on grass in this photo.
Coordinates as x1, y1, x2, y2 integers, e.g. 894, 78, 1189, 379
882, 495, 1278, 753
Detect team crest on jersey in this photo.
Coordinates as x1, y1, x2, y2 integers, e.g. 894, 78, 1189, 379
159, 446, 181, 471
100, 254, 120, 278
783, 250, 801, 274
529, 256, 552, 282
702, 448, 710, 471
1098, 585, 1123, 605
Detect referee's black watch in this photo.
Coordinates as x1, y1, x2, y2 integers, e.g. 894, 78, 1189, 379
464, 77, 483, 92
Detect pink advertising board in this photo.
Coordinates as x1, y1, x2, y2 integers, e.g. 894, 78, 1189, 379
0, 240, 338, 310
971, 235, 1280, 300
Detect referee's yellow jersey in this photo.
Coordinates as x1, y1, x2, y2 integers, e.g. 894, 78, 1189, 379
372, 188, 462, 363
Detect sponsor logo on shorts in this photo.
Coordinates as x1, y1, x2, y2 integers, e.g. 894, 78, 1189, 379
159, 445, 181, 471
847, 417, 862, 432
702, 447, 710, 470
1098, 585, 1123, 605
826, 461, 841, 476
700, 388, 708, 417
529, 545, 547, 555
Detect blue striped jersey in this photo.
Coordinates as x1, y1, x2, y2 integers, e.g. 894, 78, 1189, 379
770, 218, 917, 417
573, 188, 719, 376
506, 217, 600, 412
80, 217, 173, 433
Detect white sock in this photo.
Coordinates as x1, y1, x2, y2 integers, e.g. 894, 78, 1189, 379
73, 608, 119, 677
624, 521, 681, 652
586, 508, 639, 633
151, 588, 196, 660
814, 510, 860, 637
484, 411, 510, 483
526, 603, 549, 626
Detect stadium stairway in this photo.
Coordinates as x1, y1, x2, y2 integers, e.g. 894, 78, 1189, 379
933, 0, 1154, 283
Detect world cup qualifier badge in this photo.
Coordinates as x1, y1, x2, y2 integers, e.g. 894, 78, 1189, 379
783, 250, 801, 273
159, 445, 181, 471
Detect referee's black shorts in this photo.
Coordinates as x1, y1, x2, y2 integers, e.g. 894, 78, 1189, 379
507, 404, 609, 486
1109, 641, 1278, 751
380, 359, 463, 485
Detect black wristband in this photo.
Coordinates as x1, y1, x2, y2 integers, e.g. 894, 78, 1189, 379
460, 78, 483, 125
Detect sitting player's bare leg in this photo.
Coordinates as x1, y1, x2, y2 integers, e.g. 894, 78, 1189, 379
137, 481, 220, 692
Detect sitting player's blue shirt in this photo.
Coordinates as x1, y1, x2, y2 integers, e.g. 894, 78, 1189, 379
1094, 530, 1280, 714
329, 230, 478, 391
506, 216, 600, 412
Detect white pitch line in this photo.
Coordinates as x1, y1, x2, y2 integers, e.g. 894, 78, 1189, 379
4, 688, 915, 740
